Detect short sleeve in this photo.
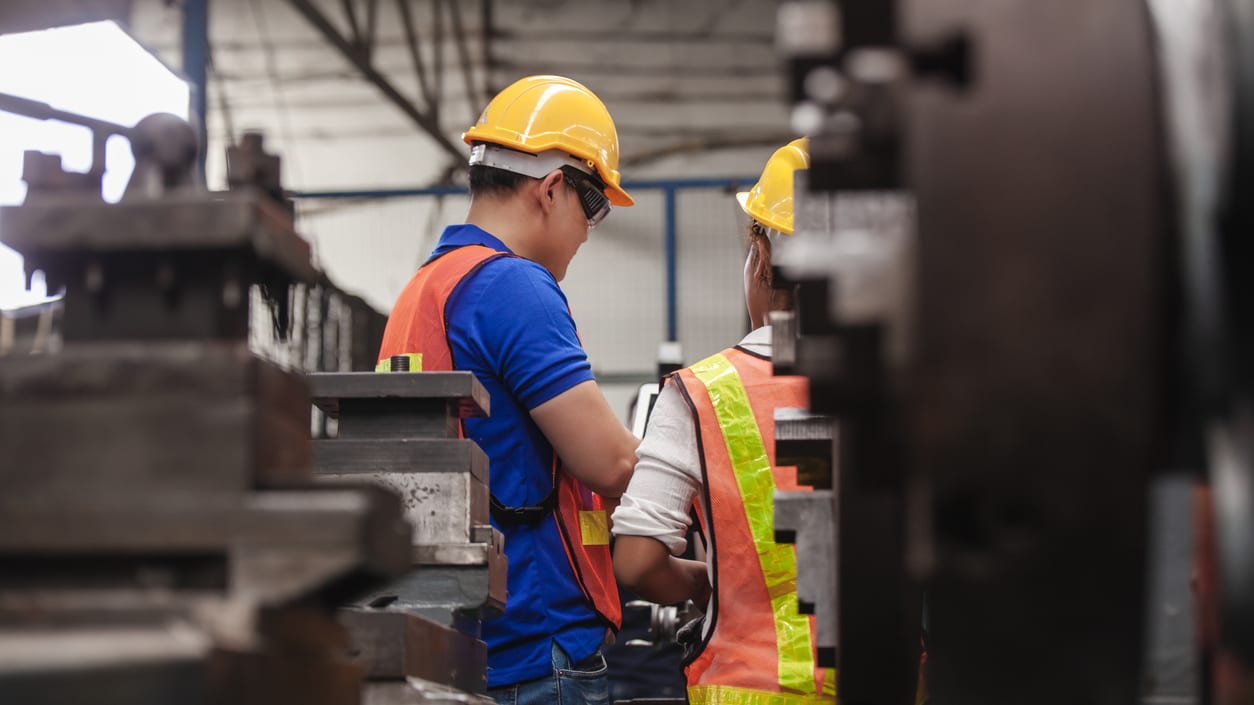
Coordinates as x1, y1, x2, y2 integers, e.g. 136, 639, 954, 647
611, 382, 703, 555
456, 258, 594, 410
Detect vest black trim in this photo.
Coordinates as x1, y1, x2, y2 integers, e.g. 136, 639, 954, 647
732, 343, 770, 362
551, 489, 619, 631
438, 248, 557, 529
675, 374, 719, 668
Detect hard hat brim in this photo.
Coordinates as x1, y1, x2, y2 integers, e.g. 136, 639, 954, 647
607, 182, 634, 207
737, 190, 793, 235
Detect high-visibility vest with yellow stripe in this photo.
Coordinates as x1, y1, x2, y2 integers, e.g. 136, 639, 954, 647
377, 243, 621, 629
673, 346, 835, 704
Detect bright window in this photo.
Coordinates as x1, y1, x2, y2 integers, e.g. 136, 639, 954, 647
0, 20, 189, 309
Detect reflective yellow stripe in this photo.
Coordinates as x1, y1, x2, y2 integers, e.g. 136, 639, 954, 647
688, 684, 834, 705
691, 353, 815, 694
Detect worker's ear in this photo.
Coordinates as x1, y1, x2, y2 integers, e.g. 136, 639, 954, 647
537, 170, 565, 216
751, 237, 773, 285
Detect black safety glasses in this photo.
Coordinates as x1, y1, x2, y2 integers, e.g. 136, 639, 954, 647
560, 166, 611, 228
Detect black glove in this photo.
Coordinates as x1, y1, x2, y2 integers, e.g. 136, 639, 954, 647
675, 614, 705, 662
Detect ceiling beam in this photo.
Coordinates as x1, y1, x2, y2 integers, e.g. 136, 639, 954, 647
285, 0, 465, 165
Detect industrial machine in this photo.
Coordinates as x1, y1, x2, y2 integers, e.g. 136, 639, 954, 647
772, 0, 1254, 703
0, 113, 413, 703
310, 360, 507, 702
4, 1, 1254, 703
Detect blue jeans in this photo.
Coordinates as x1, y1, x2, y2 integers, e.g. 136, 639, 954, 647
488, 641, 609, 705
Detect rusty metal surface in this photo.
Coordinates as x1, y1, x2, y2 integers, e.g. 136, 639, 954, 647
901, 0, 1167, 702
310, 372, 490, 421
403, 613, 488, 693
206, 606, 364, 705
320, 471, 489, 564
774, 490, 837, 667
0, 124, 416, 704
776, 186, 916, 367
769, 310, 800, 373
314, 441, 489, 484
484, 527, 507, 618
335, 405, 461, 441
310, 365, 506, 632
0, 626, 208, 705
773, 405, 839, 666
342, 609, 411, 679
0, 192, 310, 271
340, 606, 505, 694
353, 559, 507, 627
0, 486, 410, 603
776, 0, 1254, 701
0, 190, 315, 342
779, 159, 920, 703
0, 660, 207, 705
775, 408, 835, 490
0, 342, 312, 496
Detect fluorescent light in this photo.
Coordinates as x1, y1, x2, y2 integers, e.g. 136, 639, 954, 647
0, 20, 190, 310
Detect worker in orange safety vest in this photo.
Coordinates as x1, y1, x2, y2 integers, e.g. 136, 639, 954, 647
611, 138, 927, 704
378, 75, 640, 705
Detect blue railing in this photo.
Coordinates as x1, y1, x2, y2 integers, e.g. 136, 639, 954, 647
290, 175, 757, 342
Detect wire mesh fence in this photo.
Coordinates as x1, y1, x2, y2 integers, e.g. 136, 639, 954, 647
294, 178, 756, 382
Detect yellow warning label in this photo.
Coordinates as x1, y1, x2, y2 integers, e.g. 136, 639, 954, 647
579, 510, 609, 546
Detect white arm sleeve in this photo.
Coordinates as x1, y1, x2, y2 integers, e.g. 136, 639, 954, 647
610, 382, 702, 556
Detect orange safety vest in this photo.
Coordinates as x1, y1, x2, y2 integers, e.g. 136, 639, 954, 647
674, 346, 836, 704
378, 244, 622, 629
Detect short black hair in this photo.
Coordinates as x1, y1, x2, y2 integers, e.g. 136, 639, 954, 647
468, 164, 537, 199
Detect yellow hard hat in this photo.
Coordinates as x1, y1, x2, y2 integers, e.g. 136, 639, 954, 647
463, 75, 634, 207
736, 137, 810, 235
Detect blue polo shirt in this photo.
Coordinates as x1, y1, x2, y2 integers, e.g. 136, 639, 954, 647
430, 224, 606, 687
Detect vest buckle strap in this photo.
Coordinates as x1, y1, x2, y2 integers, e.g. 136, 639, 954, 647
490, 488, 559, 528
